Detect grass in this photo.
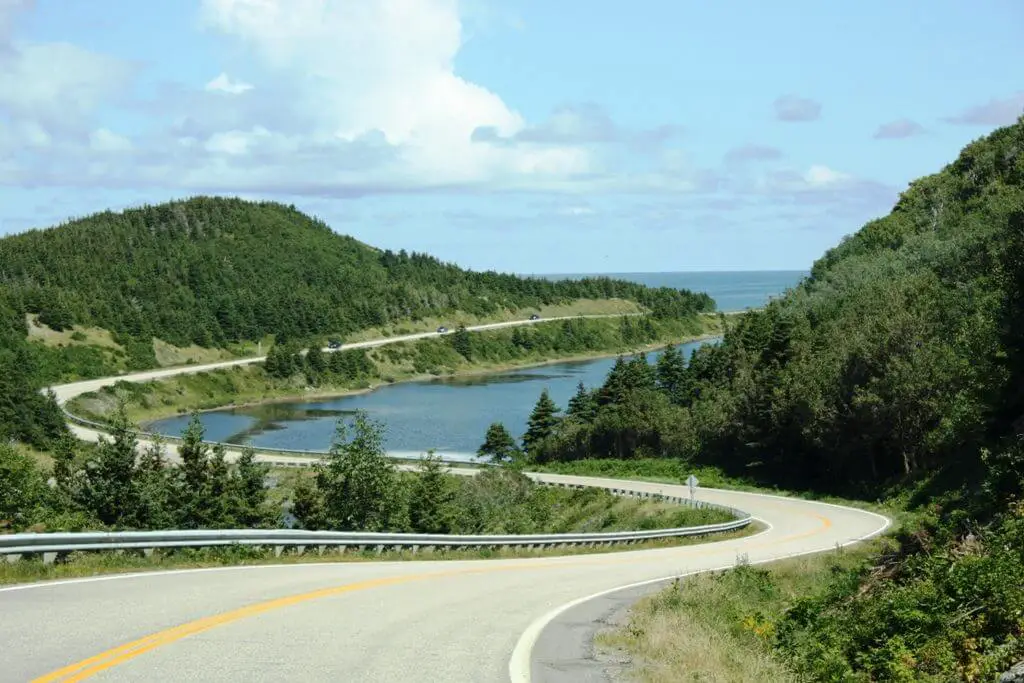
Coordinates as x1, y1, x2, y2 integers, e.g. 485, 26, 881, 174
596, 538, 886, 683
533, 459, 905, 524
0, 522, 764, 586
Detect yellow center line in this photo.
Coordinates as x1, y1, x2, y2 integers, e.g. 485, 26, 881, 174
32, 509, 834, 682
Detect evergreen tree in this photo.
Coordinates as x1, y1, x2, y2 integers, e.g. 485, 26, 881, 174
233, 444, 275, 527
306, 345, 327, 380
566, 381, 598, 422
477, 422, 522, 465
136, 436, 176, 529
408, 450, 453, 533
177, 413, 209, 527
655, 344, 688, 405
51, 430, 78, 499
206, 443, 232, 525
451, 324, 472, 360
80, 406, 141, 527
523, 389, 560, 454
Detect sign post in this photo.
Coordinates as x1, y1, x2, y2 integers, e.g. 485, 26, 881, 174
686, 474, 699, 501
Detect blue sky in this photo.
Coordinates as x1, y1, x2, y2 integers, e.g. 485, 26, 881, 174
0, 0, 1021, 273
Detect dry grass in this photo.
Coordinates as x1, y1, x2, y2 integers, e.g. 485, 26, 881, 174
597, 544, 882, 682
152, 338, 234, 367
25, 314, 121, 349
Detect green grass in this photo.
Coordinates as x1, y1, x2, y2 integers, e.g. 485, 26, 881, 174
0, 522, 764, 586
596, 538, 886, 683
533, 459, 905, 523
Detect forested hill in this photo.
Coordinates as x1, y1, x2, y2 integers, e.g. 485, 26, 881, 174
0, 196, 713, 348
536, 115, 1024, 500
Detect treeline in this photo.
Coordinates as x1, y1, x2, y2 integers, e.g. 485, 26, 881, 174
0, 196, 713, 350
479, 345, 693, 465
0, 411, 276, 533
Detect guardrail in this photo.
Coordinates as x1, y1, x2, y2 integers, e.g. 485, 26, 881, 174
1, 484, 751, 564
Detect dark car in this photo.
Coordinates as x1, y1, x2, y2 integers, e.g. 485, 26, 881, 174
529, 313, 540, 321
437, 326, 448, 334
327, 339, 342, 349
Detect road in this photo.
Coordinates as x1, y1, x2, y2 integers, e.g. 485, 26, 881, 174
5, 317, 891, 682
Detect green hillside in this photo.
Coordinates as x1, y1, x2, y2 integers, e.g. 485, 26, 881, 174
0, 196, 713, 447
0, 196, 712, 348
537, 116, 1024, 679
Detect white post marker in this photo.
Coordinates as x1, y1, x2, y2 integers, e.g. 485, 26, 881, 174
686, 474, 699, 501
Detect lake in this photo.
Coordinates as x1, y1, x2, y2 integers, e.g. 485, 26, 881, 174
146, 342, 709, 463
145, 270, 806, 461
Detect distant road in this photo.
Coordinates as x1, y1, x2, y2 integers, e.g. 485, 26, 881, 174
4, 313, 896, 683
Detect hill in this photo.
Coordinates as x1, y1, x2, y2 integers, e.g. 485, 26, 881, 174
0, 196, 714, 446
532, 115, 1024, 678
0, 197, 712, 349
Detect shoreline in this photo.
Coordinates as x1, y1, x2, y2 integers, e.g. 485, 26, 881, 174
130, 332, 723, 428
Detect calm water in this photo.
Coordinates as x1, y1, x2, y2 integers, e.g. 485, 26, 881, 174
541, 270, 807, 312
147, 271, 803, 461
147, 343, 710, 462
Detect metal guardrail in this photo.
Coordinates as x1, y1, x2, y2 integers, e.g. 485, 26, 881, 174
1, 484, 751, 564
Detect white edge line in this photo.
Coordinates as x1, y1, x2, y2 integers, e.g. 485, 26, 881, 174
507, 506, 892, 683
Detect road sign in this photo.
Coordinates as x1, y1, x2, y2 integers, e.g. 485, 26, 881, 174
686, 474, 699, 500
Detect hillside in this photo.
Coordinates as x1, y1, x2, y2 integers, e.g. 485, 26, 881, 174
0, 196, 713, 446
534, 116, 1024, 679
0, 197, 712, 349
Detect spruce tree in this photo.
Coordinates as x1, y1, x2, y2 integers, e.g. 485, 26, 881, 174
566, 381, 598, 422
477, 422, 522, 465
409, 450, 453, 533
655, 344, 688, 404
522, 389, 560, 455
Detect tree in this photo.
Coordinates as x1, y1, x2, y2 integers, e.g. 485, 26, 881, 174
233, 444, 276, 527
477, 422, 522, 465
566, 381, 598, 422
655, 344, 689, 405
313, 412, 401, 531
0, 443, 50, 530
177, 413, 210, 527
80, 406, 141, 527
408, 450, 453, 533
451, 324, 472, 360
51, 430, 78, 499
306, 345, 327, 380
136, 436, 176, 529
523, 389, 560, 455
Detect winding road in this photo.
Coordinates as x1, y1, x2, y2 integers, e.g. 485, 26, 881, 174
4, 317, 891, 683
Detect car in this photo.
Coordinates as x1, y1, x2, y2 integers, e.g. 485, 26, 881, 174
327, 339, 342, 349
437, 326, 448, 334
529, 313, 540, 321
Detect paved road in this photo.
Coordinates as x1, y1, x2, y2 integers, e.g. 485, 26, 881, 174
1, 477, 888, 683
6, 318, 890, 682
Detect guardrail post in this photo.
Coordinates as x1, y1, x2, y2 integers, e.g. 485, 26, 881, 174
143, 548, 154, 558
5, 554, 21, 563
43, 552, 57, 565
274, 546, 284, 558
296, 545, 306, 556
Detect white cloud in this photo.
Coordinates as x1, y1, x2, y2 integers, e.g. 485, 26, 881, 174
205, 72, 253, 95
804, 164, 849, 187
89, 128, 132, 152
0, 42, 133, 125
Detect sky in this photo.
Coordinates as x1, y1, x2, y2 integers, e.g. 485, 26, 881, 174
0, 0, 1021, 273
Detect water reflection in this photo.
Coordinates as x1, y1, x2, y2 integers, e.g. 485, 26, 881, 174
147, 340, 713, 461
